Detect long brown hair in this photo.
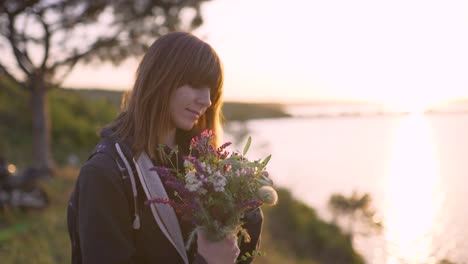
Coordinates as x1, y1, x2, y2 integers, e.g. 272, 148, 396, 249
107, 32, 224, 163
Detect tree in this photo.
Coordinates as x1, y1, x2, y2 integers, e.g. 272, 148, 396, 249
328, 191, 382, 239
0, 0, 210, 170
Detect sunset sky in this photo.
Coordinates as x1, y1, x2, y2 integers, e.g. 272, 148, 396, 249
63, 0, 468, 107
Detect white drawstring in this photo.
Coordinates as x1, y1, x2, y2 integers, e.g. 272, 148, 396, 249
115, 143, 141, 230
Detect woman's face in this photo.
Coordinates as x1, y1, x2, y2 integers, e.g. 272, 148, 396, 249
168, 84, 212, 131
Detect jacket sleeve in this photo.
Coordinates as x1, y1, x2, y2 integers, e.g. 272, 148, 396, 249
237, 208, 264, 264
77, 155, 136, 264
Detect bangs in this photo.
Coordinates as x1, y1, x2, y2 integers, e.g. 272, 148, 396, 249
178, 44, 223, 99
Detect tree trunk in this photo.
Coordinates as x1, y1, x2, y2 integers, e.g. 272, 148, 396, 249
30, 72, 54, 171
348, 212, 356, 241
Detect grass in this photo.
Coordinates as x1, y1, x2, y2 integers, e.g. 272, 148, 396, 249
0, 167, 77, 264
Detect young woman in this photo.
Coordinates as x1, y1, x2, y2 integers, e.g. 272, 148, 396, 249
67, 32, 263, 264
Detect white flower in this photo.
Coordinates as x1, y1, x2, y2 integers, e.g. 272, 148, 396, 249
209, 171, 226, 192
185, 171, 203, 192
185, 171, 196, 180
184, 160, 192, 167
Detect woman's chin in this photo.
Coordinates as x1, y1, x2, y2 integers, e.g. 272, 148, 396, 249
177, 123, 196, 131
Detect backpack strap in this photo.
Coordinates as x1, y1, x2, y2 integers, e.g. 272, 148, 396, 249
68, 137, 141, 264
88, 138, 141, 231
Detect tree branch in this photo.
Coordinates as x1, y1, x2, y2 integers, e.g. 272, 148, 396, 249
17, 12, 34, 68
0, 62, 27, 90
50, 32, 122, 72
6, 13, 35, 75
38, 13, 50, 70
10, 0, 40, 16
51, 2, 107, 31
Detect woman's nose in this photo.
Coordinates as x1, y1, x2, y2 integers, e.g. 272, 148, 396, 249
197, 88, 212, 107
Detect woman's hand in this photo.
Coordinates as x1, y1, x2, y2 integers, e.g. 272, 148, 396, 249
197, 229, 240, 264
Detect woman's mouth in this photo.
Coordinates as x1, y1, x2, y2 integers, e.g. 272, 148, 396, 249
186, 109, 200, 119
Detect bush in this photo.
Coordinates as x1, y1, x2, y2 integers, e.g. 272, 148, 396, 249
262, 188, 365, 264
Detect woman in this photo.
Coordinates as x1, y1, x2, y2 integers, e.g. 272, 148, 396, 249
67, 32, 263, 264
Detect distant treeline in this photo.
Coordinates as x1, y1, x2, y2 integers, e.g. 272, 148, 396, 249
74, 88, 292, 122
1, 84, 290, 166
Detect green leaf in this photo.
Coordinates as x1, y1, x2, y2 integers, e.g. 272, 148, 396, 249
258, 154, 272, 171
262, 154, 271, 166
243, 136, 252, 156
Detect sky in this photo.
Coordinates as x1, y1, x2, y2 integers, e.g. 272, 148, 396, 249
63, 0, 468, 107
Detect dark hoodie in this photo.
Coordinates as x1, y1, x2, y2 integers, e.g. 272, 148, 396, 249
67, 128, 263, 264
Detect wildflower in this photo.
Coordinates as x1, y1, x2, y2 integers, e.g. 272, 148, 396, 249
147, 129, 278, 246
185, 171, 203, 192
206, 165, 212, 174
209, 171, 226, 192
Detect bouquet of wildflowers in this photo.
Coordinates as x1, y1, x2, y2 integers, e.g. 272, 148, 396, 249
147, 129, 278, 248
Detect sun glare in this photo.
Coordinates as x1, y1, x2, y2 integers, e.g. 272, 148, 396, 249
383, 114, 443, 263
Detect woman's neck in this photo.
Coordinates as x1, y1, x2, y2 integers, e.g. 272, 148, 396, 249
164, 128, 177, 149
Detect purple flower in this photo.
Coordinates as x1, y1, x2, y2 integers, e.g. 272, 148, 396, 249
185, 156, 206, 175
150, 166, 172, 180
165, 180, 192, 197
223, 164, 232, 172
145, 197, 170, 205
217, 142, 232, 152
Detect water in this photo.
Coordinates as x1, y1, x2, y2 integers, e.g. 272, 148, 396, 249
225, 111, 468, 264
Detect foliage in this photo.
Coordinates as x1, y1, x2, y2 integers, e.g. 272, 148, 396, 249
222, 102, 291, 122
0, 78, 32, 164
263, 188, 365, 264
0, 82, 118, 166
437, 259, 458, 264
49, 88, 118, 165
328, 190, 382, 238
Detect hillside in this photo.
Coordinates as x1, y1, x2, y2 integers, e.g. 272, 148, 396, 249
72, 88, 292, 121
1, 85, 290, 166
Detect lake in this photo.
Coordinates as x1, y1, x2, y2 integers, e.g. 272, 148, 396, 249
225, 106, 468, 264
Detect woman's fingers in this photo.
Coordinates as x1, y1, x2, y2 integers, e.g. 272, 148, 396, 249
197, 230, 240, 264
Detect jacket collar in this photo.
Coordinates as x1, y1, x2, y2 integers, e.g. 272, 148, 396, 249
134, 152, 189, 264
